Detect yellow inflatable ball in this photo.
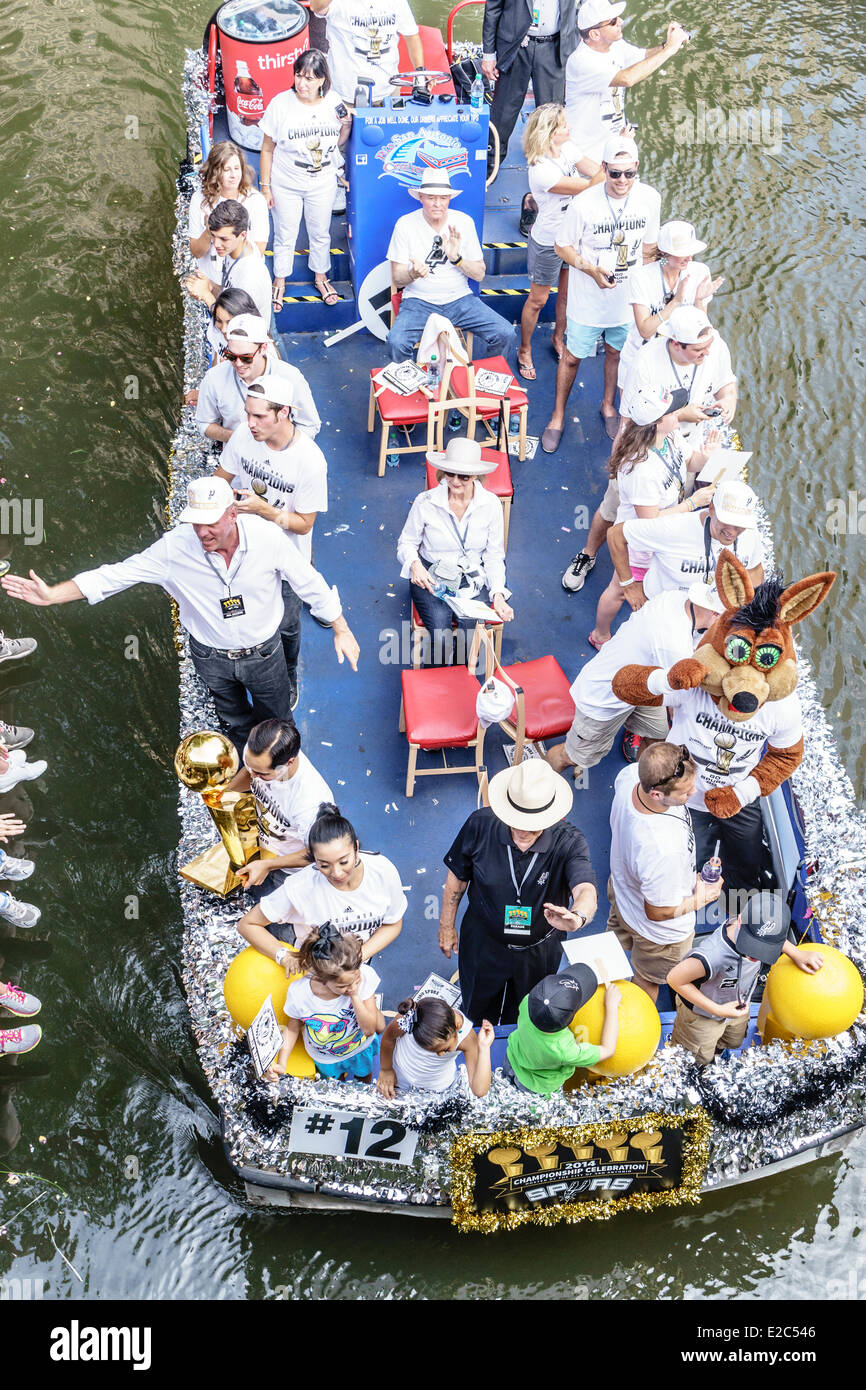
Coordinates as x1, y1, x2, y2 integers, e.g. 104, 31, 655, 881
570, 981, 661, 1078
766, 943, 864, 1040
223, 946, 314, 1078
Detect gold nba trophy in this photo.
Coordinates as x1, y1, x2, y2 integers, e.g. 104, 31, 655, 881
175, 730, 260, 896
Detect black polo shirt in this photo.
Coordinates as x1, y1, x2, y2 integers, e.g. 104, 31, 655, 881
444, 808, 596, 948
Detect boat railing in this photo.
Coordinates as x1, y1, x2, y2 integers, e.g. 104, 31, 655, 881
446, 0, 484, 64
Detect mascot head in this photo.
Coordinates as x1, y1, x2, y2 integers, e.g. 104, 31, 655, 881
694, 550, 836, 722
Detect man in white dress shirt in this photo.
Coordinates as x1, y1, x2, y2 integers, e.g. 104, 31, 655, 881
195, 314, 321, 444
1, 478, 360, 751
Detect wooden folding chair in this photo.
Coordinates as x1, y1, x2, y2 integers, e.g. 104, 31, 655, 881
447, 359, 529, 461
398, 625, 489, 797
423, 401, 514, 552
476, 628, 575, 766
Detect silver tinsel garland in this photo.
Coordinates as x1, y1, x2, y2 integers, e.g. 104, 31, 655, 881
173, 51, 866, 1214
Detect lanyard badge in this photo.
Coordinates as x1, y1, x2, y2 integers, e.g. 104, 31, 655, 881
220, 594, 246, 619
504, 903, 532, 936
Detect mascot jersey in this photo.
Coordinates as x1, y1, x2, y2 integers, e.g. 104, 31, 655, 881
662, 687, 802, 813
284, 964, 379, 1064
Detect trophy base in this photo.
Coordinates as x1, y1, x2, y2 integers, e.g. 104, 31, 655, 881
180, 844, 246, 896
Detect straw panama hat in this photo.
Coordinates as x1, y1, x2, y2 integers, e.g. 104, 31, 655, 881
410, 168, 462, 200
487, 759, 574, 831
426, 436, 497, 475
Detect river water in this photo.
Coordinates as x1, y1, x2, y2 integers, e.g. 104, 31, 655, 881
0, 0, 863, 1299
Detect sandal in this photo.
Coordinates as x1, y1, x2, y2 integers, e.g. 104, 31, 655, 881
587, 630, 610, 652
315, 276, 340, 307
517, 352, 536, 381
272, 279, 285, 312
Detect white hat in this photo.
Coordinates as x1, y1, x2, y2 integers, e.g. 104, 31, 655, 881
602, 133, 638, 165
225, 313, 270, 344
658, 305, 713, 344
712, 480, 759, 528
178, 477, 235, 525
687, 581, 726, 615
621, 382, 674, 427
426, 436, 497, 476
487, 759, 573, 832
246, 373, 294, 409
578, 0, 626, 30
410, 168, 462, 200
658, 220, 707, 257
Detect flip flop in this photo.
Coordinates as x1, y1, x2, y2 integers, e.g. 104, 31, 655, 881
315, 277, 340, 307
540, 425, 563, 454
600, 409, 619, 441
588, 630, 610, 651
517, 353, 536, 381
272, 282, 285, 312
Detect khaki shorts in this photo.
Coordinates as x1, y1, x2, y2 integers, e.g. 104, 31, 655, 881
606, 879, 694, 986
670, 997, 749, 1066
564, 703, 670, 771
599, 476, 620, 524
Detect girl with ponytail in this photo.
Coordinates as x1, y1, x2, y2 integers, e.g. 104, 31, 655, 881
376, 995, 494, 1098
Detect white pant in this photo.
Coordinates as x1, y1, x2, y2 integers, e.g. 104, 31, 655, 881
271, 174, 336, 278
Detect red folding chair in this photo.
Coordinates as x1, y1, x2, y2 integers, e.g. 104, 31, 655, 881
476, 629, 575, 765
399, 642, 488, 797
447, 359, 529, 461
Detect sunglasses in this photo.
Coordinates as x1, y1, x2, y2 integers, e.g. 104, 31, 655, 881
652, 745, 692, 788
223, 347, 262, 365
600, 15, 621, 25
607, 167, 638, 180
444, 472, 474, 482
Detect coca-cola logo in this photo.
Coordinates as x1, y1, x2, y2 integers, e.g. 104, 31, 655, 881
236, 94, 264, 118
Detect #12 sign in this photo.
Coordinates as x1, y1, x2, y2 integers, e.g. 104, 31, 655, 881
289, 1107, 419, 1166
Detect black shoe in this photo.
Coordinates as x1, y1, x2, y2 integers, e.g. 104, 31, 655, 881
519, 194, 538, 238
622, 731, 643, 764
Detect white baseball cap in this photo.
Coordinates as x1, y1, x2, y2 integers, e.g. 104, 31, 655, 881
225, 313, 270, 344
578, 0, 626, 31
658, 305, 713, 344
658, 220, 707, 257
712, 480, 759, 528
621, 382, 674, 427
246, 373, 294, 409
687, 581, 726, 615
602, 133, 639, 165
178, 477, 236, 525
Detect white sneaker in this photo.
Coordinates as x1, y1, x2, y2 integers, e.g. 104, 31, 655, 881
0, 854, 35, 881
0, 895, 40, 927
0, 756, 47, 794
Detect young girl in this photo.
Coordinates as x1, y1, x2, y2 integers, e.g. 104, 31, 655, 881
376, 997, 494, 1098
264, 923, 384, 1083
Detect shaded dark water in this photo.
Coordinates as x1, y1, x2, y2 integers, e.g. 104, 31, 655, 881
0, 0, 863, 1298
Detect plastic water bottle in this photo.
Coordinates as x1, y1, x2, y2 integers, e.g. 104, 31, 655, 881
470, 75, 484, 110
427, 352, 441, 393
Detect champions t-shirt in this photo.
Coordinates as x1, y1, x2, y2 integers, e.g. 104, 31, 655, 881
250, 752, 334, 858
259, 851, 408, 948
324, 0, 419, 103
619, 260, 711, 381
662, 688, 803, 813
190, 189, 270, 278
616, 432, 693, 565
283, 963, 379, 1064
609, 764, 697, 941
506, 996, 602, 1095
622, 511, 765, 599
222, 424, 328, 562
259, 90, 347, 190
528, 141, 585, 248
622, 333, 736, 440
392, 1010, 473, 1093
569, 588, 697, 722
564, 38, 646, 161
561, 180, 661, 328
387, 209, 482, 305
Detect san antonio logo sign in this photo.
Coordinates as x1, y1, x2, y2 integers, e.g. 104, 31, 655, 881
376, 126, 470, 189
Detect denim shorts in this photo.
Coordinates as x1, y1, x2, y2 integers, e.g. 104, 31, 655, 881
566, 319, 629, 359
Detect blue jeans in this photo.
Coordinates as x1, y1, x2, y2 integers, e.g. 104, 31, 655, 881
387, 294, 516, 364
279, 581, 301, 691
410, 582, 490, 666
188, 630, 295, 756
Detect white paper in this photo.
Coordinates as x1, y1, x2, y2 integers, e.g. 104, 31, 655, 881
696, 448, 752, 484
414, 972, 462, 1009
443, 592, 501, 621
561, 932, 633, 981
247, 995, 283, 1079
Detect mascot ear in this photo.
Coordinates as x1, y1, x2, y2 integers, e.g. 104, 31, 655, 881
777, 572, 837, 625
715, 548, 753, 611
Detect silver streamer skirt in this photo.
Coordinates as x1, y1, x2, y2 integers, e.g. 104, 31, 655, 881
174, 51, 866, 1212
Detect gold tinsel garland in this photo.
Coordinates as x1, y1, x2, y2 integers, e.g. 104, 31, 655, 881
450, 1107, 713, 1234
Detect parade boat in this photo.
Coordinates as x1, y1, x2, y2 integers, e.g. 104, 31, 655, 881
171, 6, 866, 1229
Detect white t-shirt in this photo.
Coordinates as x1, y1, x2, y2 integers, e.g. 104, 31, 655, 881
564, 39, 645, 162
251, 751, 334, 858
387, 209, 482, 305
259, 90, 348, 191
561, 180, 661, 328
392, 1010, 473, 1093
616, 432, 694, 566
619, 260, 711, 383
212, 245, 273, 325
528, 141, 585, 248
324, 0, 419, 103
260, 851, 408, 948
662, 688, 803, 814
195, 354, 321, 440
622, 511, 765, 599
190, 189, 270, 277
623, 333, 736, 441
569, 588, 697, 721
609, 765, 697, 942
223, 424, 328, 562
283, 964, 379, 1065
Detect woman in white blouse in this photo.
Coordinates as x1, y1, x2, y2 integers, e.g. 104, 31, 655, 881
187, 141, 270, 280
397, 437, 514, 666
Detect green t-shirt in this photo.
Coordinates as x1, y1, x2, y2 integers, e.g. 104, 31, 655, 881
506, 996, 602, 1095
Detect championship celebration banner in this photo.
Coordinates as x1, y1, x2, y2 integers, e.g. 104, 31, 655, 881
450, 1108, 712, 1234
